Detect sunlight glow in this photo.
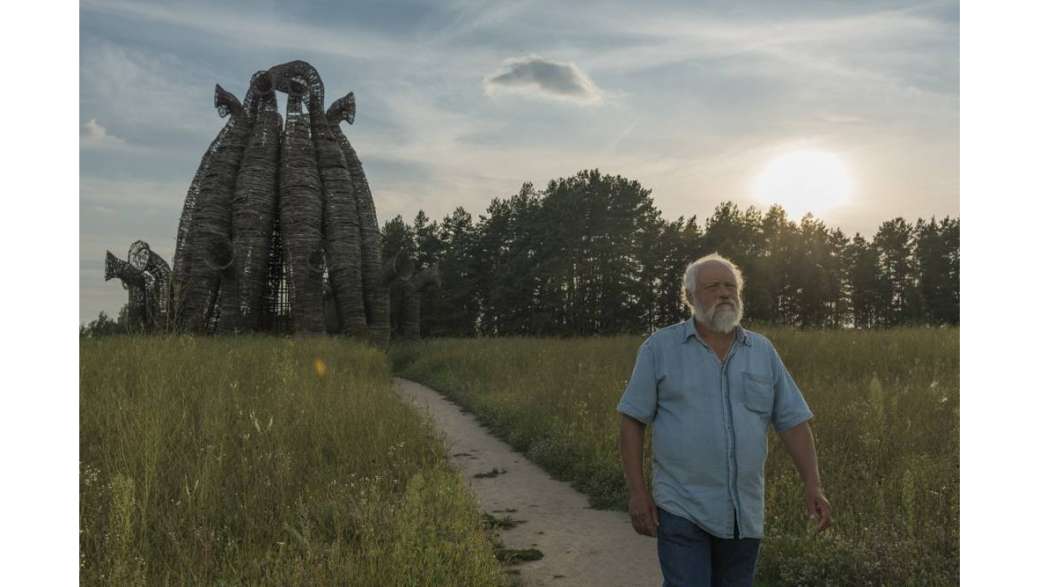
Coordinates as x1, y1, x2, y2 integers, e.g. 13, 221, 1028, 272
751, 150, 853, 219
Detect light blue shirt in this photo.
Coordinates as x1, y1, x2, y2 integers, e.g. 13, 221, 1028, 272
617, 319, 813, 539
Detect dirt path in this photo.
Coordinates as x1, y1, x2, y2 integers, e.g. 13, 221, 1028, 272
394, 377, 661, 587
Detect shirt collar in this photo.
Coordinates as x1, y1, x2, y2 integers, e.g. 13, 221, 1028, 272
682, 318, 751, 347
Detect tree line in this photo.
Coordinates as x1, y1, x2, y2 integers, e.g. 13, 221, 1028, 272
83, 168, 958, 338
382, 169, 958, 337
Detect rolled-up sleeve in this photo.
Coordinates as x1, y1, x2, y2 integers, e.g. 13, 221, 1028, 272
617, 340, 659, 424
769, 344, 813, 432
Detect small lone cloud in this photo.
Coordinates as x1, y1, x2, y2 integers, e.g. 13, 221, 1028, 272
81, 118, 126, 148
484, 56, 602, 105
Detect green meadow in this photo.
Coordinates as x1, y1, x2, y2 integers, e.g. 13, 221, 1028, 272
80, 328, 958, 585
392, 327, 960, 586
80, 336, 504, 586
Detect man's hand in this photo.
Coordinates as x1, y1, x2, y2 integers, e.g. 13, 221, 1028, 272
628, 490, 659, 537
619, 414, 658, 537
805, 485, 832, 532
778, 422, 831, 532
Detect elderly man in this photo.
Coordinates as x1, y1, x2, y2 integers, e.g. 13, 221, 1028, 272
617, 252, 831, 586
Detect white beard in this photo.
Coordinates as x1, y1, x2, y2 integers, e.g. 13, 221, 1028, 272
696, 299, 743, 334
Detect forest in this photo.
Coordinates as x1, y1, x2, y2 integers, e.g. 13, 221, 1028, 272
383, 169, 959, 338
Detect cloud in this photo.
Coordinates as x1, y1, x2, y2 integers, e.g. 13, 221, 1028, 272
81, 118, 110, 141
80, 175, 188, 213
79, 39, 223, 140
576, 5, 957, 96
81, 118, 127, 148
484, 56, 603, 104
81, 0, 410, 63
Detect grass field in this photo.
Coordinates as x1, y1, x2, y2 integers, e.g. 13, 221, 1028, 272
392, 326, 960, 586
80, 336, 505, 586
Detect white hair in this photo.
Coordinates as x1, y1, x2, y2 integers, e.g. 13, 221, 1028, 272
680, 252, 745, 314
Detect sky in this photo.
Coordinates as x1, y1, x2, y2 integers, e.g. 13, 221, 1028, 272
79, 0, 960, 324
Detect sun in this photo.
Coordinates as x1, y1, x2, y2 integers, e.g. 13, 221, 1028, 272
751, 150, 853, 219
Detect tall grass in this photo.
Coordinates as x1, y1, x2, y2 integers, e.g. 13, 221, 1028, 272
392, 327, 959, 586
81, 336, 505, 586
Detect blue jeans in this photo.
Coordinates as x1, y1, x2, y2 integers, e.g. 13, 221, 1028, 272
657, 507, 761, 587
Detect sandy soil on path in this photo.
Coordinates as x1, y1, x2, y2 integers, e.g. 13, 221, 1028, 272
394, 377, 662, 587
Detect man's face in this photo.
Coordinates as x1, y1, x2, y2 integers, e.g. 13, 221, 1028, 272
687, 262, 742, 334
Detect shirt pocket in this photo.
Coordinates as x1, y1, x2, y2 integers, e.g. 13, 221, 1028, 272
741, 371, 774, 415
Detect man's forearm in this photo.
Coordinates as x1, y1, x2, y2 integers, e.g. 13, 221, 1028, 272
619, 415, 650, 495
778, 421, 822, 488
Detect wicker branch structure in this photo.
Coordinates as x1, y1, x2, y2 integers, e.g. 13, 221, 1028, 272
167, 61, 390, 344
392, 263, 441, 340
104, 241, 172, 332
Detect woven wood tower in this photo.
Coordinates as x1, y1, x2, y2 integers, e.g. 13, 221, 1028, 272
171, 60, 395, 344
